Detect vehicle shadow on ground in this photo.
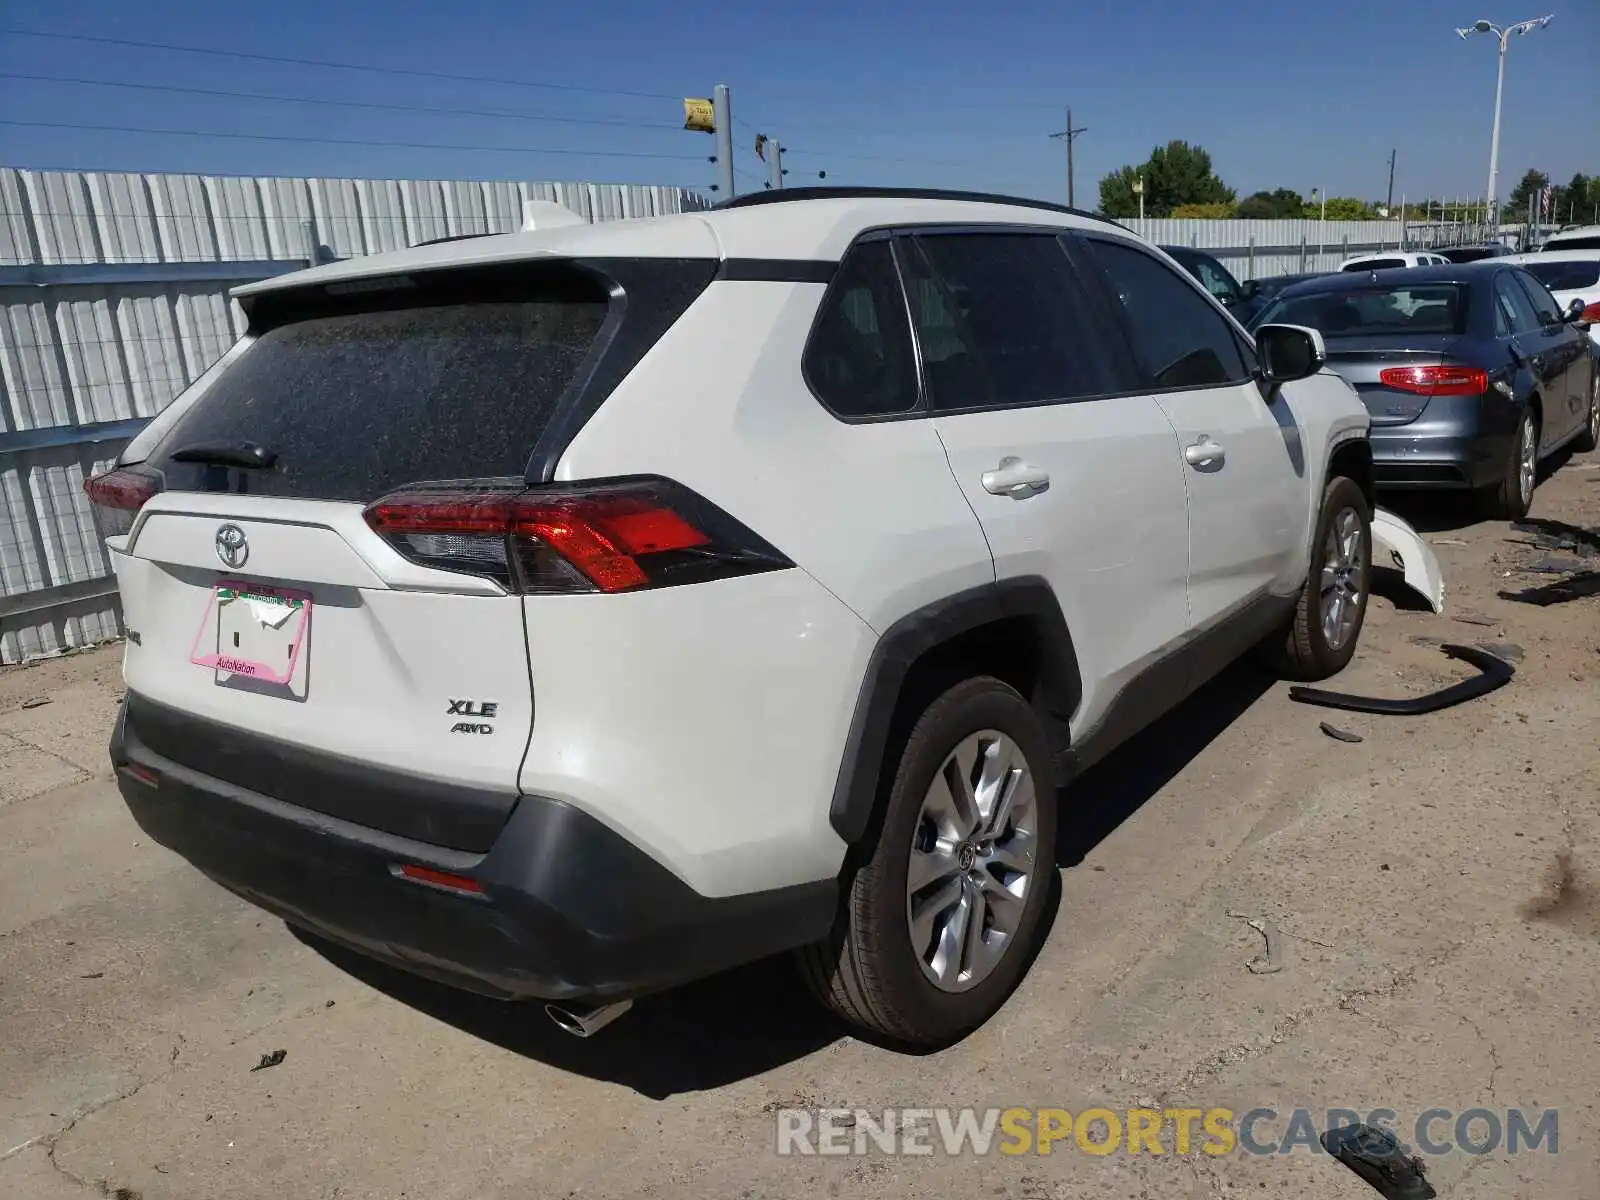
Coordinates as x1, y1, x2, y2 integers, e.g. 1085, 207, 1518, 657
1055, 661, 1276, 868
292, 923, 844, 1100
1377, 442, 1586, 533
295, 662, 1276, 1096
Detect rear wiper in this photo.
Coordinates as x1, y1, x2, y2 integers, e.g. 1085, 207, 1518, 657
168, 441, 278, 469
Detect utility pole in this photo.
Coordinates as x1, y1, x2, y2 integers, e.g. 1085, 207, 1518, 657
1386, 148, 1397, 213
768, 139, 784, 191
1048, 108, 1088, 207
712, 84, 734, 199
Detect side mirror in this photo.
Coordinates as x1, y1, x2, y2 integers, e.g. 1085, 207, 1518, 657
1239, 279, 1260, 300
1255, 323, 1326, 385
1564, 297, 1586, 323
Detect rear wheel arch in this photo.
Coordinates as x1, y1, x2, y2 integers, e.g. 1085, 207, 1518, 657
828, 579, 1081, 852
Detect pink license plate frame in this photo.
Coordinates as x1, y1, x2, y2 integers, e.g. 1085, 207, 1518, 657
188, 581, 312, 687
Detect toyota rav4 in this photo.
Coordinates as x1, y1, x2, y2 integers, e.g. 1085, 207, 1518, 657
93, 187, 1373, 1048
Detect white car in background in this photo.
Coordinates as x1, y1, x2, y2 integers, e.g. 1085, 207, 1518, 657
1506, 249, 1600, 348
1339, 251, 1451, 272
1539, 225, 1600, 252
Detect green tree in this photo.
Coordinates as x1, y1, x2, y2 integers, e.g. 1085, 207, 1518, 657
1170, 202, 1236, 218
1306, 197, 1379, 220
1556, 172, 1594, 223
1505, 168, 1549, 221
1235, 188, 1305, 219
1098, 141, 1235, 218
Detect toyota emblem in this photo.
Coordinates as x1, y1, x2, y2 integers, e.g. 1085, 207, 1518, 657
215, 523, 249, 569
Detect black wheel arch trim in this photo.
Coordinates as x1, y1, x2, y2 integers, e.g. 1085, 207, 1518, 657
828, 577, 1081, 845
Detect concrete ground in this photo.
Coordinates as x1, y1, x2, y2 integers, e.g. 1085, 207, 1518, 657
3, 446, 1597, 1200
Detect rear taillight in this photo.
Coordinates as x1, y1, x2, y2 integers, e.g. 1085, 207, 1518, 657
363, 477, 791, 594
1378, 365, 1488, 397
83, 465, 162, 540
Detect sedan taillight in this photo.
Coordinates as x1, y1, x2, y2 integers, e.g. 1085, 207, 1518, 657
363, 477, 791, 594
83, 466, 163, 540
1378, 365, 1488, 397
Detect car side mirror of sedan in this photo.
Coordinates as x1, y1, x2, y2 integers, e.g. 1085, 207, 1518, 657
1563, 297, 1586, 323
1255, 323, 1327, 386
1239, 279, 1260, 300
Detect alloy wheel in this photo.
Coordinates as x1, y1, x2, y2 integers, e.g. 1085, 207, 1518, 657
905, 730, 1039, 993
1319, 506, 1366, 651
1518, 413, 1537, 506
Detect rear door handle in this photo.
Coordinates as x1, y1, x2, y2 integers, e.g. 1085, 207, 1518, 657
981, 456, 1050, 499
1184, 436, 1226, 469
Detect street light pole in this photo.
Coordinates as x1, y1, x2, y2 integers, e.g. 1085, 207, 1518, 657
1455, 14, 1553, 230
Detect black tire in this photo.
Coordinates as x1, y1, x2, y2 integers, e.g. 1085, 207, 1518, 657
1478, 407, 1538, 520
1269, 475, 1372, 681
798, 676, 1057, 1048
1574, 369, 1599, 454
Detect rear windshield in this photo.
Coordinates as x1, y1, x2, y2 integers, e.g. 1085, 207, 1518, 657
1342, 258, 1405, 271
152, 283, 609, 500
1259, 284, 1468, 337
1523, 260, 1600, 290
1441, 247, 1499, 263
1545, 235, 1600, 251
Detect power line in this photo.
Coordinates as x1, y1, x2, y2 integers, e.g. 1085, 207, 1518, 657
0, 72, 686, 132
2, 27, 682, 101
0, 119, 706, 161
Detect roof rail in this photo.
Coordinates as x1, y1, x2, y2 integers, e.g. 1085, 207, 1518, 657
713, 185, 1119, 227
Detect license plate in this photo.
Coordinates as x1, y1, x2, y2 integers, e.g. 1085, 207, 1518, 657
188, 582, 311, 697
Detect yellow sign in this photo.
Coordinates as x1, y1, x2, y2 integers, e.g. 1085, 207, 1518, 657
683, 98, 715, 133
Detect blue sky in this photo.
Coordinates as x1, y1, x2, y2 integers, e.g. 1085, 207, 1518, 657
1, 0, 1596, 209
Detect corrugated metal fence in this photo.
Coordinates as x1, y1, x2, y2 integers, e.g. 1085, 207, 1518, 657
0, 167, 710, 663
1121, 217, 1409, 277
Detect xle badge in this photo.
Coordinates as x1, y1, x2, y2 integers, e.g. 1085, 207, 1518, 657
448, 698, 497, 735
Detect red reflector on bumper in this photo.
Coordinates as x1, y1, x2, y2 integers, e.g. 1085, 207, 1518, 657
393, 863, 485, 895
119, 762, 160, 788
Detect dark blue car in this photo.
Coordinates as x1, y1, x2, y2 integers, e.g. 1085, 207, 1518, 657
1254, 263, 1599, 518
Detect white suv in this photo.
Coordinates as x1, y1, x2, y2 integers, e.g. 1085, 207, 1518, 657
93, 188, 1373, 1048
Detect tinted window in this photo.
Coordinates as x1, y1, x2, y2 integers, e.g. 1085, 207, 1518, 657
1187, 254, 1241, 304
1086, 238, 1248, 388
804, 241, 919, 417
1261, 284, 1468, 337
154, 284, 608, 501
1523, 261, 1600, 290
1494, 275, 1542, 334
1514, 271, 1564, 325
1545, 235, 1600, 251
1343, 258, 1405, 271
903, 234, 1120, 410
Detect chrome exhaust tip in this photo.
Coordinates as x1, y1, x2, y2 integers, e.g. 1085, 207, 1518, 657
545, 998, 633, 1037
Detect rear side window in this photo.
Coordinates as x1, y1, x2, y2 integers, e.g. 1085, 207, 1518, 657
1523, 260, 1600, 290
902, 233, 1122, 411
1085, 238, 1248, 388
1513, 270, 1563, 325
154, 281, 609, 500
804, 241, 919, 418
1495, 274, 1542, 334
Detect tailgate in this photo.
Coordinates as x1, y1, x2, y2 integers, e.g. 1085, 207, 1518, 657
116, 493, 532, 852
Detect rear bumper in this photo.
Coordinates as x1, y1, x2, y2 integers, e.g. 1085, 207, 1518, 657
1368, 393, 1515, 490
111, 694, 835, 1002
